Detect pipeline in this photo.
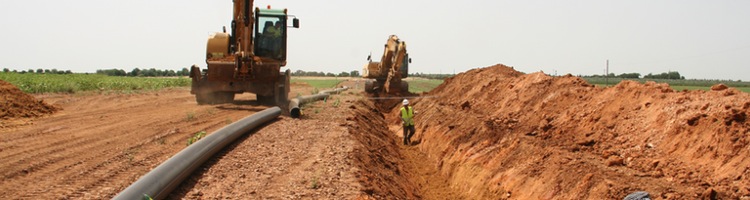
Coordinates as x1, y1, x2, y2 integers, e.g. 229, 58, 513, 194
289, 86, 348, 118
114, 107, 282, 200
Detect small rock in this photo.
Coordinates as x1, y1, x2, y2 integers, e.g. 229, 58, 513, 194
606, 156, 624, 167
577, 139, 596, 146
460, 101, 471, 110
702, 188, 718, 200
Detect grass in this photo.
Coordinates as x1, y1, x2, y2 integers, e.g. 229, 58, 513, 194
309, 175, 320, 189
584, 77, 750, 93
123, 148, 138, 163
291, 78, 343, 89
186, 112, 196, 121
407, 78, 443, 93
333, 98, 340, 107
0, 72, 190, 94
186, 131, 207, 146
671, 86, 750, 93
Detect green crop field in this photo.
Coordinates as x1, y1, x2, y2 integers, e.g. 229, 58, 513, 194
407, 79, 443, 93
290, 78, 343, 89
583, 77, 750, 93
0, 73, 190, 94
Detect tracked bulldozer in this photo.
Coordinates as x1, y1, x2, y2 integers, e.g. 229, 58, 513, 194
190, 0, 299, 105
362, 35, 411, 94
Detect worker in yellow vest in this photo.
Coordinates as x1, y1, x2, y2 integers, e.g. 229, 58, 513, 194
399, 99, 416, 145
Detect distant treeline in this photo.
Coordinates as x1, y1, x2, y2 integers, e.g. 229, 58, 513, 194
408, 72, 454, 80
580, 70, 747, 83
579, 70, 750, 88
585, 71, 685, 80
3, 67, 454, 80
291, 70, 360, 77
291, 69, 454, 80
96, 68, 190, 77
3, 68, 73, 74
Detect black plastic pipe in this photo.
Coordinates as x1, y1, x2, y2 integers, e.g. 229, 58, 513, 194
114, 107, 282, 200
289, 86, 348, 118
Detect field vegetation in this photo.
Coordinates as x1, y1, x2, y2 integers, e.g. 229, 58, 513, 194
583, 77, 750, 93
406, 78, 443, 93
0, 72, 190, 94
290, 78, 343, 89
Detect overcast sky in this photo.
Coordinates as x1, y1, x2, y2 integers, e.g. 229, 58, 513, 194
1, 0, 749, 80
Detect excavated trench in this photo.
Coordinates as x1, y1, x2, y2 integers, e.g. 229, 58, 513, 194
349, 64, 750, 199
347, 98, 467, 200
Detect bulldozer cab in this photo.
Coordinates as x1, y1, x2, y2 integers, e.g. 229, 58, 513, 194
254, 8, 298, 62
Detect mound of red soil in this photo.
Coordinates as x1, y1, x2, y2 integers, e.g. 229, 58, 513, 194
0, 80, 58, 119
410, 64, 750, 199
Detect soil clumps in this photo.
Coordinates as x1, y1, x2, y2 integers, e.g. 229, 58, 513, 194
0, 80, 58, 119
406, 64, 750, 199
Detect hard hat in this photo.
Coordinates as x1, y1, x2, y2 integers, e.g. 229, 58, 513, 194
402, 99, 409, 105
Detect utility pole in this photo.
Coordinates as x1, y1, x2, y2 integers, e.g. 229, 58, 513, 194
605, 59, 609, 86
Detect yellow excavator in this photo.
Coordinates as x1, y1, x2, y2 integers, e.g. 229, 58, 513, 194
190, 0, 299, 105
362, 35, 411, 94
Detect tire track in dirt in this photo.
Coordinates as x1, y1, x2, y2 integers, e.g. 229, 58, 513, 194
0, 88, 269, 199
1, 113, 179, 181
37, 127, 187, 198
0, 94, 181, 163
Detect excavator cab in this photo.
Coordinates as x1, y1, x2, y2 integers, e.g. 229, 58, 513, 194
253, 8, 299, 61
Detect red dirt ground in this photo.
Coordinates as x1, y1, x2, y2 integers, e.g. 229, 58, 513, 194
398, 64, 750, 199
0, 80, 58, 121
4, 68, 750, 199
0, 81, 367, 199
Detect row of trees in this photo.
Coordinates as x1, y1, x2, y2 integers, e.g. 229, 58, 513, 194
1, 67, 188, 77
290, 70, 454, 80
2, 68, 73, 74
3, 67, 449, 79
96, 68, 190, 77
1, 67, 688, 81
408, 72, 454, 79
291, 70, 360, 77
585, 71, 685, 80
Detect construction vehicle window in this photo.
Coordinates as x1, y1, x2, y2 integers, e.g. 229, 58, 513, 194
255, 16, 284, 58
256, 16, 284, 36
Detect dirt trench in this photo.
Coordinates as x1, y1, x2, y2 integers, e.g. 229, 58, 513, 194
346, 97, 468, 200
350, 64, 750, 200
